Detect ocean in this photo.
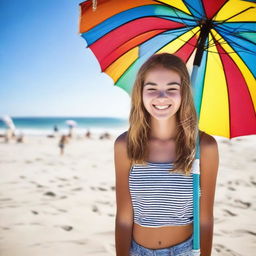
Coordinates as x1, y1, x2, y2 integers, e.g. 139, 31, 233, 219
0, 117, 129, 136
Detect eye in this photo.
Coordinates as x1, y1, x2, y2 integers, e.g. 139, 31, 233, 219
167, 88, 177, 91
147, 88, 156, 91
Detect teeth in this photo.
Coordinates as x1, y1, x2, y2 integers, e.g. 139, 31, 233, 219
153, 105, 170, 110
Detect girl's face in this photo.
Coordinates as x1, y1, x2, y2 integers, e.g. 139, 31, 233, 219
142, 66, 182, 120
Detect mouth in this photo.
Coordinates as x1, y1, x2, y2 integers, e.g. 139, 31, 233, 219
152, 104, 172, 110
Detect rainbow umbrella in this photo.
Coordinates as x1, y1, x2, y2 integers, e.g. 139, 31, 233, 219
79, 0, 256, 254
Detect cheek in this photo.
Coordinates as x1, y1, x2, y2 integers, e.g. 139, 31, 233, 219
142, 93, 152, 109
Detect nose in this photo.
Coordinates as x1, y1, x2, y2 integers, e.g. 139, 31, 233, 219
157, 90, 168, 98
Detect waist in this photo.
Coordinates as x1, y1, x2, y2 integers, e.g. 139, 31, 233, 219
133, 222, 193, 249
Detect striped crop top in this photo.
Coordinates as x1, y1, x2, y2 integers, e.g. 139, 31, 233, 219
129, 161, 201, 227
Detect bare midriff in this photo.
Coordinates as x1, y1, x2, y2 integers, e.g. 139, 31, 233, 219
132, 222, 193, 249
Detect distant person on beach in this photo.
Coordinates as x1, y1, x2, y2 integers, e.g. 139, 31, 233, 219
68, 126, 74, 138
58, 135, 69, 155
85, 130, 91, 139
53, 125, 59, 133
5, 128, 15, 143
16, 131, 24, 143
114, 53, 219, 256
99, 132, 111, 140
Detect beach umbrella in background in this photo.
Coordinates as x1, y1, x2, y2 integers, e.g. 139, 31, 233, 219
65, 120, 77, 128
65, 120, 77, 137
79, 0, 256, 254
1, 115, 16, 132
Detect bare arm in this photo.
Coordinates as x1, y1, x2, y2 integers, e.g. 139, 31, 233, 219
199, 132, 219, 256
114, 132, 134, 256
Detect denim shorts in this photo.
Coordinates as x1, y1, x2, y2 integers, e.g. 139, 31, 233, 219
130, 235, 193, 256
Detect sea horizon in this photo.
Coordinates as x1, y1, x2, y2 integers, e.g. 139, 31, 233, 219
0, 116, 129, 136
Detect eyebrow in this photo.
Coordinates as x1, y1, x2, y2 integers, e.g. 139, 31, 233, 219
144, 82, 181, 86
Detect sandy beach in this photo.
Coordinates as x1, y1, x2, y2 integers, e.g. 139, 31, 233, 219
0, 132, 255, 256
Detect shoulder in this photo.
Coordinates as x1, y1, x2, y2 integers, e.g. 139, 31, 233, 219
114, 131, 131, 166
114, 131, 128, 154
199, 130, 219, 175
199, 131, 218, 155
114, 131, 128, 146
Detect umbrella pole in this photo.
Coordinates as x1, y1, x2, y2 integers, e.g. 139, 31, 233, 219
191, 66, 201, 256
191, 21, 211, 255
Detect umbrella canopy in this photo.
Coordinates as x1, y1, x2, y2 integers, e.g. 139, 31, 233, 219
1, 115, 16, 131
79, 0, 256, 139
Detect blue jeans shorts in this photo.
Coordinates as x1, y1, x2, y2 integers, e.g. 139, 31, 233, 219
130, 235, 193, 256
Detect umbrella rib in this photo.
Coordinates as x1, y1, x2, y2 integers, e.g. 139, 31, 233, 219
155, 0, 201, 21
215, 21, 256, 35
215, 27, 256, 55
214, 6, 255, 27
214, 23, 256, 46
207, 30, 235, 54
207, 30, 232, 50
211, 0, 230, 21
205, 29, 254, 54
210, 30, 256, 80
162, 28, 200, 48
179, 1, 205, 19
171, 8, 198, 38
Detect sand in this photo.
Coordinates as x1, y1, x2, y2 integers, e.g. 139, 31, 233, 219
0, 132, 255, 256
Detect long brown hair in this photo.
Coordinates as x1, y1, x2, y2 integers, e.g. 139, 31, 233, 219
127, 53, 198, 176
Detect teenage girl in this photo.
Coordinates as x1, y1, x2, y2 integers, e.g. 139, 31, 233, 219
114, 53, 219, 256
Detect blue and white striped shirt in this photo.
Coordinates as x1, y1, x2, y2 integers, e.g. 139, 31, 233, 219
129, 161, 199, 227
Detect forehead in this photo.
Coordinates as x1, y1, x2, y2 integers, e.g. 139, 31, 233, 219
144, 67, 181, 83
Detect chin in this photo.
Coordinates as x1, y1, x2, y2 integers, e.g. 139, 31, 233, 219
151, 114, 173, 120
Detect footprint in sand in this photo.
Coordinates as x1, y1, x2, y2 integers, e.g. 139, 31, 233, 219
44, 191, 56, 197
98, 187, 108, 191
71, 187, 83, 191
57, 208, 67, 213
96, 200, 110, 205
234, 180, 250, 186
61, 225, 73, 231
233, 229, 256, 237
53, 225, 73, 231
220, 229, 253, 238
250, 178, 256, 187
214, 244, 242, 256
0, 198, 12, 202
234, 199, 251, 209
58, 177, 68, 181
223, 209, 237, 217
92, 205, 99, 213
1, 227, 10, 230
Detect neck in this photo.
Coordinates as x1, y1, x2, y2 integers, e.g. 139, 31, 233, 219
150, 115, 178, 141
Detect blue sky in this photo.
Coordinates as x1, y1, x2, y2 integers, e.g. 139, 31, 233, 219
0, 0, 131, 118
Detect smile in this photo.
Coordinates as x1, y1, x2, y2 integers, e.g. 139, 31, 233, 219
153, 104, 171, 110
